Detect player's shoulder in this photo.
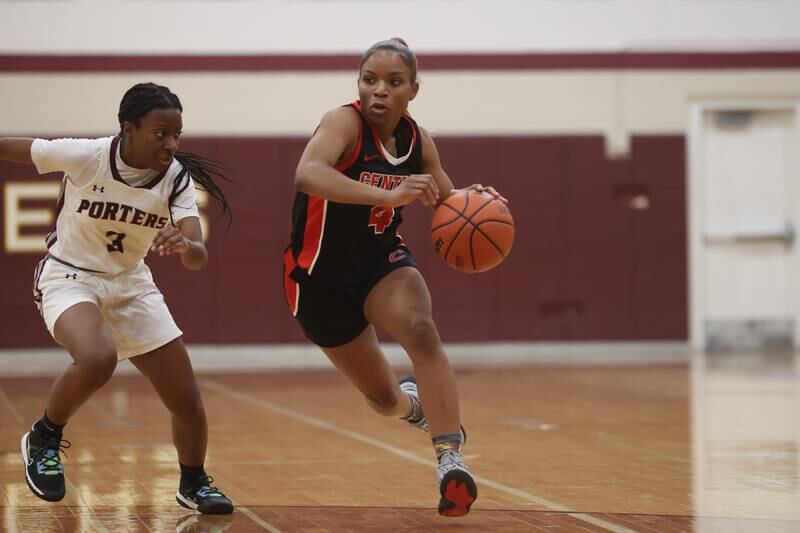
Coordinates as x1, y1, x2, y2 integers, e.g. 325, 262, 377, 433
94, 135, 116, 146
67, 136, 113, 150
167, 157, 192, 183
31, 136, 111, 166
36, 135, 111, 150
71, 136, 114, 158
416, 123, 432, 139
319, 105, 362, 133
89, 136, 116, 155
415, 124, 436, 149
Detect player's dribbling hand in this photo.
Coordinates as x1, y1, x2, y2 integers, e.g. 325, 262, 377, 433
453, 184, 508, 204
150, 226, 190, 256
383, 174, 439, 207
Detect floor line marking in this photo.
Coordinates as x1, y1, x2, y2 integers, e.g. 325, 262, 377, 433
239, 506, 283, 532
0, 386, 25, 425
200, 378, 635, 533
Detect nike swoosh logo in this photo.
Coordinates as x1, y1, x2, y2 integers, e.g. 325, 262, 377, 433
364, 154, 379, 162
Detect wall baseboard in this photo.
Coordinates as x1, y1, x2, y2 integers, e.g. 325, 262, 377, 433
0, 341, 691, 377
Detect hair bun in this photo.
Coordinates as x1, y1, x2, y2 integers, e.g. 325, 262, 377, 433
390, 37, 409, 47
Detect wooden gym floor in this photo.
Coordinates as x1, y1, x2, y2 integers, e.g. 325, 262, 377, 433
1, 354, 798, 532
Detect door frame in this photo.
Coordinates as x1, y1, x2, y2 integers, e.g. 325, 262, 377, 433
687, 99, 800, 351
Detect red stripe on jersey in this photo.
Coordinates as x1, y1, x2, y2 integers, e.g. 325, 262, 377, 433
296, 195, 327, 272
282, 249, 299, 316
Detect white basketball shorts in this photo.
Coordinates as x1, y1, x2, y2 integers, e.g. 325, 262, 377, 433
32, 256, 183, 360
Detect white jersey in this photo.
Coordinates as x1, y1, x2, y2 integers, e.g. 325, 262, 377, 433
31, 136, 199, 275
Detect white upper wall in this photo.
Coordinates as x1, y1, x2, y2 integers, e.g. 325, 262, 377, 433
1, 0, 800, 54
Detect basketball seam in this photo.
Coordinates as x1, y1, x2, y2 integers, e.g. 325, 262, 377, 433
469, 224, 478, 271
461, 196, 495, 225
442, 192, 472, 264
444, 195, 495, 270
431, 201, 470, 232
472, 220, 511, 259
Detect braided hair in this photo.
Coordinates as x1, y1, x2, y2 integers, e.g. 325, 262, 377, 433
117, 82, 232, 225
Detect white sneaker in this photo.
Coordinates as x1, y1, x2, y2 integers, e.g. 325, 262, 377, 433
437, 449, 478, 517
398, 376, 428, 432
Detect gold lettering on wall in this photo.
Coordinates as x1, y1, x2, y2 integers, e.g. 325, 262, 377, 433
4, 182, 60, 253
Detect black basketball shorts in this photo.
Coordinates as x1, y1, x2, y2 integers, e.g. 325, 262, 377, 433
282, 246, 418, 347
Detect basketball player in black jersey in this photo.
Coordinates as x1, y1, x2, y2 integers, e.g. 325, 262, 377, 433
283, 38, 506, 517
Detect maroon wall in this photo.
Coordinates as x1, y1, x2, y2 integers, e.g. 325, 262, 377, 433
0, 135, 686, 347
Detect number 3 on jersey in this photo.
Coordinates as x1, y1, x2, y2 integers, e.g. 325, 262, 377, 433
368, 206, 396, 234
106, 231, 126, 253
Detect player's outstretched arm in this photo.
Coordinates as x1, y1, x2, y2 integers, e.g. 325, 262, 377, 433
0, 138, 34, 165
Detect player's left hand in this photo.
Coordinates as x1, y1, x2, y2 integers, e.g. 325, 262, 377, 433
453, 184, 508, 204
151, 226, 190, 256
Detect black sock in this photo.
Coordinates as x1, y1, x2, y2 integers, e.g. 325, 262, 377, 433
30, 411, 64, 447
179, 462, 206, 488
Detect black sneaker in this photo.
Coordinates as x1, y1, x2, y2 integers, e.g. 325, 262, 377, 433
21, 431, 70, 502
176, 475, 234, 515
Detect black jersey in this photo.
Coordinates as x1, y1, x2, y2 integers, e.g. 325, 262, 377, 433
287, 101, 423, 286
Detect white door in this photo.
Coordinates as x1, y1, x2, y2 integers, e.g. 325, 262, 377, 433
692, 106, 800, 351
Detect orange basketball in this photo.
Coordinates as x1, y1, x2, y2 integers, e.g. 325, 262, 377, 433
431, 190, 514, 273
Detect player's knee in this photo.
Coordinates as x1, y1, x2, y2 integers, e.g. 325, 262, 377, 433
401, 315, 440, 352
171, 390, 206, 421
365, 390, 400, 415
77, 348, 117, 384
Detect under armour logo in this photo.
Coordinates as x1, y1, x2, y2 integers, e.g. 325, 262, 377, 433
93, 185, 105, 193
65, 273, 77, 280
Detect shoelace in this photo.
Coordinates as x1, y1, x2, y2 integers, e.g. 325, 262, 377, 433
438, 450, 466, 469
30, 437, 71, 475
190, 476, 226, 498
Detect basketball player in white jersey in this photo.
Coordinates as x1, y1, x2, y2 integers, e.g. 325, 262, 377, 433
0, 83, 234, 514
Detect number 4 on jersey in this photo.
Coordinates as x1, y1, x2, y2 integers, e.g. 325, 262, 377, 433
368, 206, 396, 234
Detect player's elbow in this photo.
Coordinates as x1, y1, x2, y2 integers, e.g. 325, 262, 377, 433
294, 165, 310, 192
294, 162, 320, 193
